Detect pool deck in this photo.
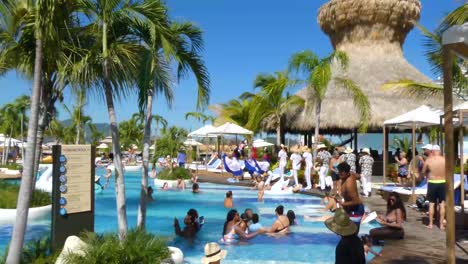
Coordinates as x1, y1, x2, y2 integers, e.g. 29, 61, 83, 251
195, 171, 468, 264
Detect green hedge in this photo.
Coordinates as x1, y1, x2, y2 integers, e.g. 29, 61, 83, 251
157, 167, 192, 180
0, 164, 23, 170
0, 181, 51, 209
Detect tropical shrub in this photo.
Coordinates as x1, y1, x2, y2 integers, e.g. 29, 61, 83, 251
0, 164, 23, 170
0, 181, 51, 208
0, 237, 58, 264
64, 230, 170, 264
158, 167, 192, 180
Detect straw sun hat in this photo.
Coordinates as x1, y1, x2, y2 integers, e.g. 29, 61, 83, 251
344, 147, 354, 154
201, 242, 227, 264
325, 208, 357, 236
316, 144, 327, 150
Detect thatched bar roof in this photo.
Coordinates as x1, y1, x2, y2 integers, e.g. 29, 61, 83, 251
281, 0, 443, 134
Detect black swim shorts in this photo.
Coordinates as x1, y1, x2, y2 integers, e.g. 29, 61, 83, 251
331, 172, 339, 181
427, 182, 446, 203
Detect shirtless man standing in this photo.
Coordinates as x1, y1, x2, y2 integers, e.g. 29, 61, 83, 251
336, 162, 364, 232
422, 144, 446, 229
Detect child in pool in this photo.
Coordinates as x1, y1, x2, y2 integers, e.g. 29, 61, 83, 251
361, 235, 382, 257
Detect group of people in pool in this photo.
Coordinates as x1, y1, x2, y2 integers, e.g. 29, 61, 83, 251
221, 205, 297, 244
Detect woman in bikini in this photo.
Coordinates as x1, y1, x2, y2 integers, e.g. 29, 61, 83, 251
265, 205, 290, 234
370, 192, 406, 242
221, 210, 263, 244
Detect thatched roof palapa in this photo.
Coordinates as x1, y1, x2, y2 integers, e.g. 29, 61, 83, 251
283, 0, 443, 134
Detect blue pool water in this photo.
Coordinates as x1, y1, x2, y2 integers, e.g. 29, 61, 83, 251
1, 168, 382, 263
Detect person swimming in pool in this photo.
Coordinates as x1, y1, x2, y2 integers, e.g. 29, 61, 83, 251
224, 191, 233, 208
174, 209, 199, 239
265, 205, 290, 234
221, 209, 263, 244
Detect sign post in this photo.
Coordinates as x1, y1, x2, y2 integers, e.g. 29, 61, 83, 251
51, 145, 95, 249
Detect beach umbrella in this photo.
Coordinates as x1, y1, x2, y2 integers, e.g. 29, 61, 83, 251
100, 136, 113, 144
188, 124, 218, 138
183, 139, 203, 146
211, 122, 253, 135
252, 139, 274, 148
96, 143, 109, 149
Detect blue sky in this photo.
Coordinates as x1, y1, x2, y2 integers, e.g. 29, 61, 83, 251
0, 0, 462, 132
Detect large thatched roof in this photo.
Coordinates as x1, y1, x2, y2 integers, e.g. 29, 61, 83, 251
281, 0, 443, 134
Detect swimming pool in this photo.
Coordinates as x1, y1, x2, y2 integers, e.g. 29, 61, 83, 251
0, 168, 382, 263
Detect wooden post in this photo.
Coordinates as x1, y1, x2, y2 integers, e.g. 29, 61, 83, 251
460, 111, 465, 213
443, 46, 455, 264
411, 124, 416, 204
354, 129, 358, 152
383, 126, 388, 185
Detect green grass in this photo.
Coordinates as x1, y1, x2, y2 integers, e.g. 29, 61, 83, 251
0, 181, 51, 209
0, 163, 23, 170
64, 229, 171, 263
157, 167, 192, 180
1, 237, 59, 264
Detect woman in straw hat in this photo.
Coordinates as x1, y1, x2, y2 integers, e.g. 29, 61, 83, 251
325, 208, 365, 264
201, 242, 227, 264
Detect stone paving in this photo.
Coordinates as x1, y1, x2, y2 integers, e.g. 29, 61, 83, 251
195, 171, 468, 264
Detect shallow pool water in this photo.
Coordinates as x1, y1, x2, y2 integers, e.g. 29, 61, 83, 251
1, 168, 382, 263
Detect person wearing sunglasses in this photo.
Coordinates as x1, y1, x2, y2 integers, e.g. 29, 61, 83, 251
369, 192, 406, 243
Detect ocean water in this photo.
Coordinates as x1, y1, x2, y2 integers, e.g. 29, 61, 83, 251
0, 168, 382, 263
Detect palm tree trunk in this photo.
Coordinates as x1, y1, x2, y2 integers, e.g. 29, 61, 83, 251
103, 62, 128, 240
76, 125, 80, 145
5, 127, 13, 164
6, 37, 43, 264
313, 101, 321, 158
137, 89, 154, 228
276, 122, 282, 146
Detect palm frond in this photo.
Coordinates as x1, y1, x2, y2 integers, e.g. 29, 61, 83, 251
381, 80, 443, 99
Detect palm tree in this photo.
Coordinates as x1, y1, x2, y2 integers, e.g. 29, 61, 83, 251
185, 112, 215, 125
134, 18, 209, 228
249, 72, 305, 145
72, 0, 176, 239
213, 92, 258, 131
63, 89, 93, 144
119, 114, 144, 149
289, 50, 370, 154
382, 3, 467, 98
3, 0, 60, 261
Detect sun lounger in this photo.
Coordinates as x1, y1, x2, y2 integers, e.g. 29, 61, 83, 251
379, 174, 464, 202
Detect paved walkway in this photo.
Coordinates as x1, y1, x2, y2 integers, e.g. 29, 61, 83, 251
195, 171, 468, 264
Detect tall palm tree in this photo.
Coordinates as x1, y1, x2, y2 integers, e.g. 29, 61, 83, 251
119, 114, 144, 149
72, 0, 175, 239
63, 89, 92, 144
249, 72, 305, 145
185, 112, 215, 125
3, 0, 63, 261
134, 18, 210, 228
382, 3, 467, 98
289, 50, 370, 154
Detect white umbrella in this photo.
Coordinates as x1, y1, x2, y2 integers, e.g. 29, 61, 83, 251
252, 139, 274, 148
188, 125, 218, 138
211, 122, 253, 135
183, 139, 203, 146
96, 143, 109, 149
100, 136, 113, 144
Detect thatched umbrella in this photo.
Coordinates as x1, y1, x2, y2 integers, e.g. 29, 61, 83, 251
284, 0, 443, 133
